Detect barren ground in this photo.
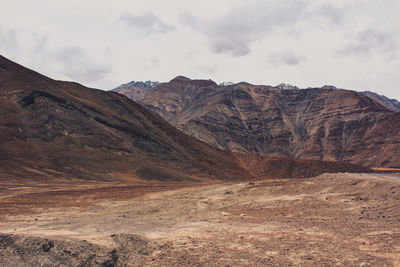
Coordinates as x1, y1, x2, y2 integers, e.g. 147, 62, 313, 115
1, 173, 400, 266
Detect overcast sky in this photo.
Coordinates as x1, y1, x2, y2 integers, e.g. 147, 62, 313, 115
1, 0, 399, 99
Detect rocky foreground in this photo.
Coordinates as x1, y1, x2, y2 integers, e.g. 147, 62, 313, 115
1, 173, 400, 266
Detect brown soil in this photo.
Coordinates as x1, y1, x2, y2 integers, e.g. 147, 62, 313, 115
1, 173, 400, 266
372, 167, 400, 173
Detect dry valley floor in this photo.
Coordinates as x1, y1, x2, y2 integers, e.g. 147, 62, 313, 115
1, 173, 400, 266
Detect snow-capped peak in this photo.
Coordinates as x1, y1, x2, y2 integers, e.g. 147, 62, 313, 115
276, 83, 299, 90
219, 81, 234, 86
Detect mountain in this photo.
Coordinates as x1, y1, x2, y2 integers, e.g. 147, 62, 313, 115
219, 81, 234, 86
115, 76, 400, 168
113, 80, 400, 113
0, 56, 246, 182
1, 56, 370, 181
276, 83, 299, 90
112, 80, 159, 102
361, 91, 400, 112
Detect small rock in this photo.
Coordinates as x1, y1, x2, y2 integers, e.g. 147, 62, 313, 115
42, 241, 54, 252
360, 262, 367, 267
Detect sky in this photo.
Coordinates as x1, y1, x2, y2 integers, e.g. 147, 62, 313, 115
0, 0, 399, 99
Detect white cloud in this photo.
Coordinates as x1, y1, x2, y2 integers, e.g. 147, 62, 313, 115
307, 4, 346, 24
53, 46, 111, 82
181, 1, 309, 56
338, 28, 398, 61
268, 52, 306, 66
120, 12, 175, 34
0, 27, 17, 56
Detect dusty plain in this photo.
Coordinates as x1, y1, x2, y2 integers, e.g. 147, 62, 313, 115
1, 173, 400, 266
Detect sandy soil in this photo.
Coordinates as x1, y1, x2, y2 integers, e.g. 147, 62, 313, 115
1, 173, 400, 266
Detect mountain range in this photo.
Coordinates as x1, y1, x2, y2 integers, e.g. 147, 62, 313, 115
112, 76, 400, 168
1, 55, 370, 182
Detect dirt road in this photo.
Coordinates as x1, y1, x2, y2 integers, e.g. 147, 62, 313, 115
1, 173, 400, 266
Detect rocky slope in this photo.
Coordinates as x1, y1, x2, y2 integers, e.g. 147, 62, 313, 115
1, 56, 369, 182
115, 77, 400, 167
0, 56, 246, 182
112, 81, 159, 102
361, 91, 400, 112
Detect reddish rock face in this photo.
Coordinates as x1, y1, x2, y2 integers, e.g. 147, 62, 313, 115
116, 77, 400, 168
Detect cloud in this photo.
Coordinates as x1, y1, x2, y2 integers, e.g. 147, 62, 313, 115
181, 0, 310, 56
54, 46, 111, 82
338, 28, 398, 60
0, 28, 17, 56
32, 33, 48, 55
181, 1, 353, 57
0, 27, 111, 86
268, 52, 306, 66
120, 12, 175, 34
308, 4, 345, 24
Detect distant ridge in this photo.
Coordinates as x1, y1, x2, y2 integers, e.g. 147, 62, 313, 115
361, 91, 400, 112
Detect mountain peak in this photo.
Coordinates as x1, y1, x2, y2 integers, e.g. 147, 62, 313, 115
219, 81, 235, 86
170, 76, 217, 87
321, 85, 338, 90
170, 76, 191, 82
114, 80, 159, 89
276, 83, 299, 90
